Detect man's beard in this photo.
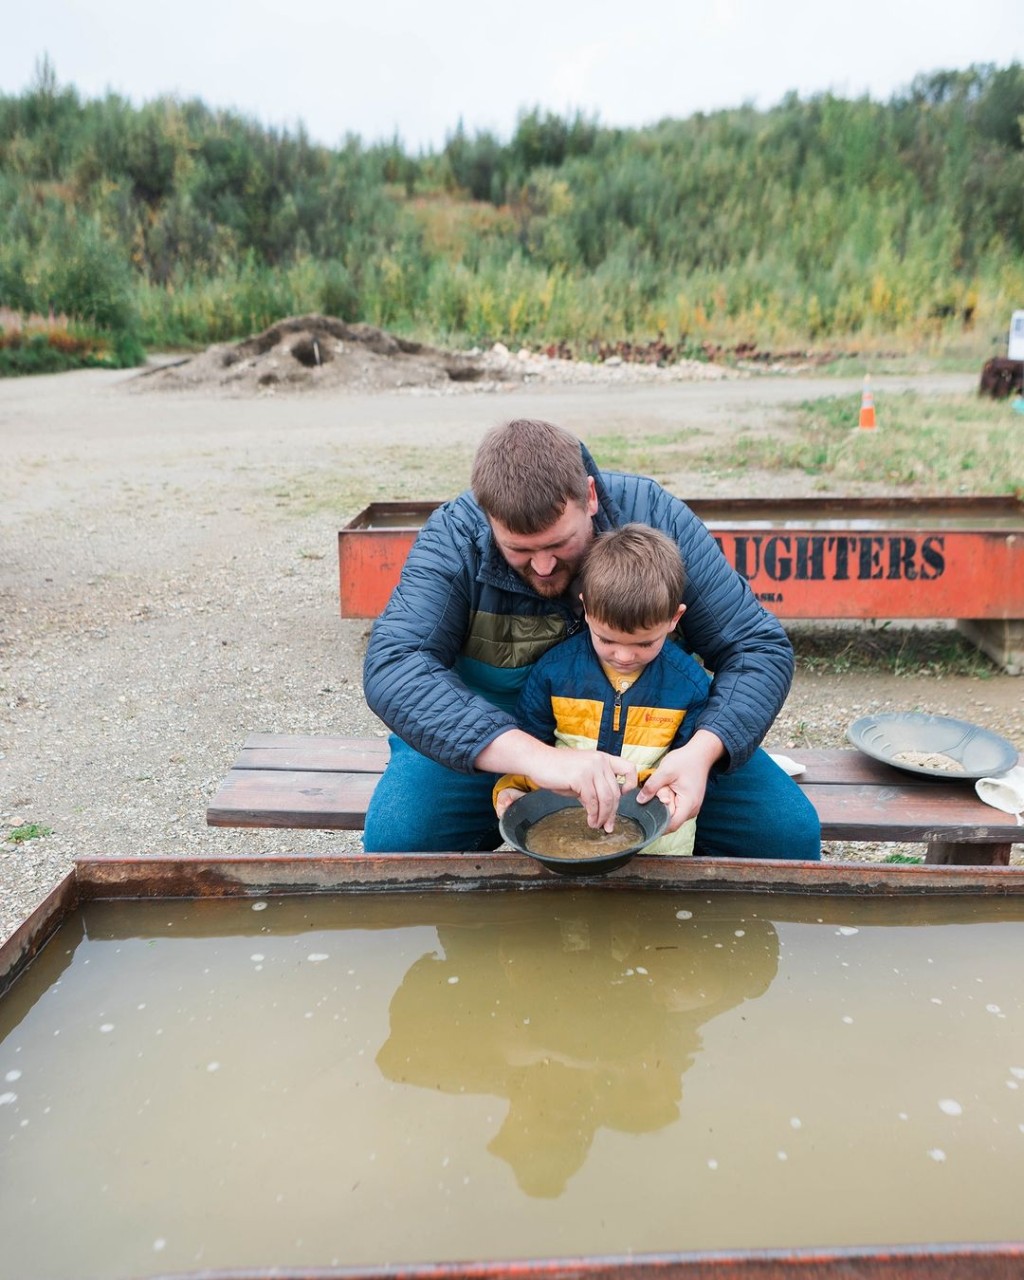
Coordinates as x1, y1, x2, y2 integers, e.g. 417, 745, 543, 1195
517, 560, 579, 598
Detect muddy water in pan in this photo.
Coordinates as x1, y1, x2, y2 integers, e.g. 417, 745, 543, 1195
1, 890, 1023, 1278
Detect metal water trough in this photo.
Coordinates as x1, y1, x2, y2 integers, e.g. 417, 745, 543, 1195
3, 854, 1024, 1280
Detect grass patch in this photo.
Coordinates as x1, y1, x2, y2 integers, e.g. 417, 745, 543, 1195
584, 391, 1022, 497
789, 623, 998, 677
7, 823, 52, 843
696, 391, 1022, 493
582, 429, 706, 487
266, 444, 475, 520
882, 852, 925, 864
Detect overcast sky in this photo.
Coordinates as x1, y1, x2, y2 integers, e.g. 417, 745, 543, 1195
3, 0, 1022, 152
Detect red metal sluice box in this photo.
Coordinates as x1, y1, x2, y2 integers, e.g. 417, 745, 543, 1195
3, 855, 1024, 1280
337, 497, 1024, 670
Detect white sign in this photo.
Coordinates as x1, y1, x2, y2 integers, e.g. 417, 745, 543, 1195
1009, 310, 1024, 360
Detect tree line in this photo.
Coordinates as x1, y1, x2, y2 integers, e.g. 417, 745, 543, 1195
1, 55, 1022, 367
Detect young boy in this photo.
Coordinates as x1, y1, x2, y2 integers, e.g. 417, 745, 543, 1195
493, 524, 711, 855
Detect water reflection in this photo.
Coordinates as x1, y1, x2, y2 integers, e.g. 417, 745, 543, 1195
377, 894, 779, 1197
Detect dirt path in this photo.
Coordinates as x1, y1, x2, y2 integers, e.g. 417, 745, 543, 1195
0, 363, 1018, 945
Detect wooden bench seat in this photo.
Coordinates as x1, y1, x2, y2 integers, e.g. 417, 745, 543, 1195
206, 734, 1021, 866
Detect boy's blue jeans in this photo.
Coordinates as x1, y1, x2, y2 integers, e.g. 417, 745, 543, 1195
363, 735, 822, 860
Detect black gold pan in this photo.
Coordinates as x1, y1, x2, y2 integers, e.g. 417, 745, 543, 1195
499, 787, 670, 876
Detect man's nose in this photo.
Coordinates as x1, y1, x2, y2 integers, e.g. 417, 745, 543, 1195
531, 552, 558, 576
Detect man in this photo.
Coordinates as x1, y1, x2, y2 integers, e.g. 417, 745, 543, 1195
362, 417, 820, 859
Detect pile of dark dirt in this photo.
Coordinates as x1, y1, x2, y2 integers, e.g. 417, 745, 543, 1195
136, 315, 525, 395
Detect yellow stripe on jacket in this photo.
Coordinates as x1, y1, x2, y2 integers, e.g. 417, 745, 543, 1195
620, 704, 687, 772
549, 696, 603, 750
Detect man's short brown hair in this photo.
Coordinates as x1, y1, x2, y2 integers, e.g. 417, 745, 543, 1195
471, 418, 590, 534
578, 524, 686, 632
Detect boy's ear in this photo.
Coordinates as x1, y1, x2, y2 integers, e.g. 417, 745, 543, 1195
672, 603, 686, 626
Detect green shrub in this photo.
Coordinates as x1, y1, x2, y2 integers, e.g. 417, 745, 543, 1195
5, 62, 1024, 355
0, 326, 142, 376
42, 223, 137, 332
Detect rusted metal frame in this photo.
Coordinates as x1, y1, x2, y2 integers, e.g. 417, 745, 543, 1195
147, 1239, 1024, 1279
338, 497, 1024, 622
5, 865, 1024, 1280
72, 853, 1024, 903
0, 870, 78, 998
687, 495, 1024, 522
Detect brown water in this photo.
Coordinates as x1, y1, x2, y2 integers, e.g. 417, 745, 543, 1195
2, 889, 1024, 1279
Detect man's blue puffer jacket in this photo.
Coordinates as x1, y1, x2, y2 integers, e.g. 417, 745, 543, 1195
363, 445, 794, 776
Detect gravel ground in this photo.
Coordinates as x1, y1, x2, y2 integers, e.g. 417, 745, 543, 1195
1, 356, 1021, 948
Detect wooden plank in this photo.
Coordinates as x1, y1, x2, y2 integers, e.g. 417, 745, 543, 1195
808, 783, 1021, 843
236, 734, 390, 772
926, 842, 1011, 866
204, 736, 1022, 869
206, 770, 379, 829
243, 732, 387, 752
785, 749, 935, 785
797, 747, 1020, 784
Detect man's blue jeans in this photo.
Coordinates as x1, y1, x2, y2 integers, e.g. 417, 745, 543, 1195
363, 735, 822, 860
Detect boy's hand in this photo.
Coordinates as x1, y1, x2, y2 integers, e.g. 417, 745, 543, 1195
494, 787, 527, 818
637, 731, 726, 832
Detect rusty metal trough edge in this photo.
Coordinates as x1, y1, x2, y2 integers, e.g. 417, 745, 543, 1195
70, 851, 1024, 900
146, 1240, 1024, 1280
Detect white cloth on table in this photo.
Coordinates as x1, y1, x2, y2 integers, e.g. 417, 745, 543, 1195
975, 764, 1024, 825
767, 752, 806, 778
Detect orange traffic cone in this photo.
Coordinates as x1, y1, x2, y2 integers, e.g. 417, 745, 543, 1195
858, 376, 877, 430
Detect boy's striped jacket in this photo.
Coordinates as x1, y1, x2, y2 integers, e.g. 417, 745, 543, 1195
494, 629, 711, 855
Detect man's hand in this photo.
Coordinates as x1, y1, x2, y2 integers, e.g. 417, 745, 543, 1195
538, 749, 639, 831
636, 730, 727, 832
476, 730, 638, 832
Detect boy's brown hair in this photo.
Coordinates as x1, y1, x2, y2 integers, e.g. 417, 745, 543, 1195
471, 418, 590, 534
578, 524, 686, 632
